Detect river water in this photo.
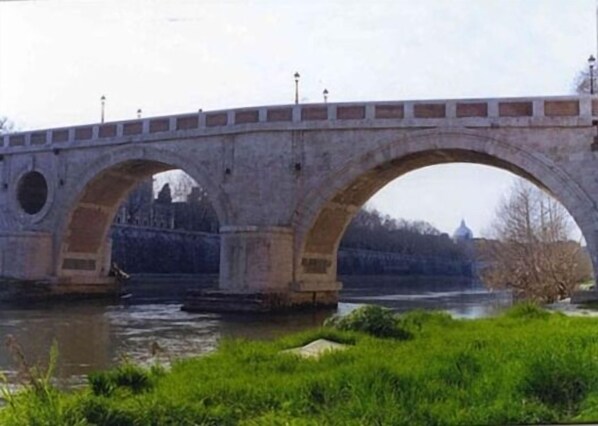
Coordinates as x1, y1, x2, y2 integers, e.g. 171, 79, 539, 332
0, 275, 511, 388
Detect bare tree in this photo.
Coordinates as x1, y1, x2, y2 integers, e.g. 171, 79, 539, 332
480, 180, 584, 303
0, 117, 14, 135
573, 56, 597, 94
574, 69, 593, 94
170, 172, 196, 201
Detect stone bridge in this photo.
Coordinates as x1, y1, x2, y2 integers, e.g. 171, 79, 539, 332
2, 96, 598, 308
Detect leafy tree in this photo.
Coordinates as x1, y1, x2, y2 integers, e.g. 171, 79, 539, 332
479, 180, 586, 303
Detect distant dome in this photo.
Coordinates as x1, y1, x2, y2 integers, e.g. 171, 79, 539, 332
453, 219, 473, 241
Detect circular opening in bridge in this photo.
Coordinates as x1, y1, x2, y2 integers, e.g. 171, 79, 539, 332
17, 171, 48, 215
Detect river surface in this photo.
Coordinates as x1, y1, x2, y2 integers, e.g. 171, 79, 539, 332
0, 275, 511, 388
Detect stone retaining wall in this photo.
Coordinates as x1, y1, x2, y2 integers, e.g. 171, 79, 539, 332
111, 225, 471, 276
110, 225, 220, 273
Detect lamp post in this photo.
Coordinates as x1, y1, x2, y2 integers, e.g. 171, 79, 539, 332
323, 88, 329, 103
100, 95, 106, 123
137, 108, 142, 119
589, 55, 596, 94
294, 72, 300, 104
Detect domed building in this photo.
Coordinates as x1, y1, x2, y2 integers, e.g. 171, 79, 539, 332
453, 219, 473, 242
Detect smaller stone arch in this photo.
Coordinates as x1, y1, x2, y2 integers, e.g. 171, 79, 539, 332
293, 129, 598, 289
54, 146, 230, 282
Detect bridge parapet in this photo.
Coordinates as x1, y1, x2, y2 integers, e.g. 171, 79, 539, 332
2, 96, 596, 151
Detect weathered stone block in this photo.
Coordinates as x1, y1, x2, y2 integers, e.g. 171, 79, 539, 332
75, 127, 93, 141
123, 122, 143, 135
545, 100, 579, 117
0, 232, 52, 280
499, 101, 532, 117
99, 124, 117, 138
235, 110, 259, 124
52, 129, 69, 143
414, 103, 446, 118
302, 107, 328, 121
267, 108, 292, 122
9, 135, 25, 147
150, 118, 170, 133
456, 102, 488, 117
206, 113, 227, 127
375, 104, 404, 119
30, 132, 47, 145
337, 106, 365, 120
176, 115, 198, 130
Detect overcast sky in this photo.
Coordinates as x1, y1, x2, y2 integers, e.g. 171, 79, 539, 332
0, 0, 594, 236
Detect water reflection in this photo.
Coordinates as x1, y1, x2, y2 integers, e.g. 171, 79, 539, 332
0, 274, 511, 386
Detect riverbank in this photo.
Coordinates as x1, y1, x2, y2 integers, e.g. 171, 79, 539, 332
3, 304, 598, 425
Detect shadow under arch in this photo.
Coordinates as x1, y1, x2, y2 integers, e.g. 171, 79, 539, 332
294, 129, 598, 287
55, 146, 230, 280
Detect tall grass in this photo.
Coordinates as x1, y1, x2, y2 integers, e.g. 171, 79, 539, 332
0, 336, 86, 425
5, 305, 598, 424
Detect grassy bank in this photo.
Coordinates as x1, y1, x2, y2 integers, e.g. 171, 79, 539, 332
4, 305, 598, 425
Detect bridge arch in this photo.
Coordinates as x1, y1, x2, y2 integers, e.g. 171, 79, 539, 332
294, 129, 598, 288
54, 145, 231, 281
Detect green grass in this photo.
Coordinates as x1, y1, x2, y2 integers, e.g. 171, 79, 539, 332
5, 304, 598, 425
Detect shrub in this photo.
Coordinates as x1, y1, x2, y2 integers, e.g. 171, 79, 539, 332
88, 372, 115, 397
398, 309, 454, 333
324, 305, 412, 339
503, 302, 550, 320
88, 362, 155, 397
81, 398, 136, 426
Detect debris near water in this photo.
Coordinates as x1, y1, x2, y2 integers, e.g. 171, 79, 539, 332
109, 263, 130, 282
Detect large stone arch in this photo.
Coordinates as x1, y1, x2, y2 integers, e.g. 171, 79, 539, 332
293, 129, 598, 288
54, 145, 231, 283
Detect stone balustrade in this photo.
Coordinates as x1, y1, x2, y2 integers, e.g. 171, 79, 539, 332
3, 96, 596, 150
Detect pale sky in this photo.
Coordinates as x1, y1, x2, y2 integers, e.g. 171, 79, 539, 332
0, 0, 594, 236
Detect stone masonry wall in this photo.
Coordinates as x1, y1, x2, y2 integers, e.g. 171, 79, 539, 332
111, 225, 471, 276
110, 225, 220, 273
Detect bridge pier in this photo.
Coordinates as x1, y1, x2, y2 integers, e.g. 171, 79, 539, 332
0, 231, 53, 280
54, 237, 120, 297
219, 226, 294, 292
183, 226, 340, 312
0, 231, 119, 301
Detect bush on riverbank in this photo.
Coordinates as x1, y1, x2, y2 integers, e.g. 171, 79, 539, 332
5, 305, 598, 425
324, 305, 414, 339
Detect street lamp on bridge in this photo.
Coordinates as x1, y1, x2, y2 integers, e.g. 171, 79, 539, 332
100, 95, 106, 123
323, 88, 329, 103
589, 55, 596, 94
137, 108, 142, 119
294, 72, 300, 104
